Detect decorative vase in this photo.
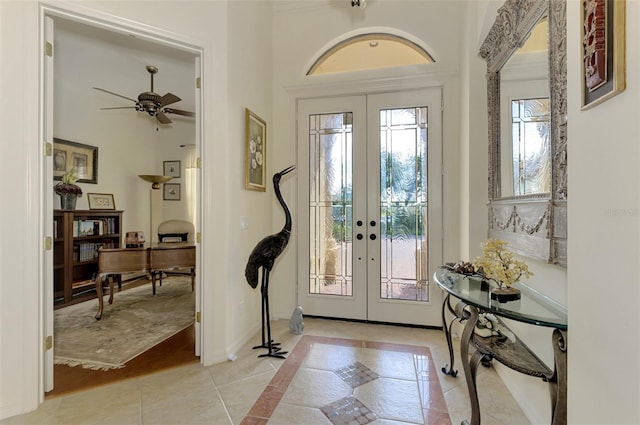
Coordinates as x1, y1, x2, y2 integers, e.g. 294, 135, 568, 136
59, 193, 77, 210
490, 286, 521, 302
468, 276, 490, 291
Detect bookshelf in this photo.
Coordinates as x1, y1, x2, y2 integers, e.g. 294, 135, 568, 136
54, 209, 123, 308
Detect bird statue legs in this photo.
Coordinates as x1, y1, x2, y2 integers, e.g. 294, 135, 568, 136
252, 268, 279, 350
252, 267, 287, 359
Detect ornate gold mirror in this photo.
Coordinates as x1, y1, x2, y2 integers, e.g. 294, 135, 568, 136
480, 0, 567, 266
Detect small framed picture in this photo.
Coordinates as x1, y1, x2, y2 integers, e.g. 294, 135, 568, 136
163, 183, 181, 201
245, 108, 267, 191
163, 160, 181, 178
581, 0, 626, 109
87, 193, 116, 210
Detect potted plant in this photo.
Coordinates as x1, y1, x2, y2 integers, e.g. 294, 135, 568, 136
54, 168, 83, 210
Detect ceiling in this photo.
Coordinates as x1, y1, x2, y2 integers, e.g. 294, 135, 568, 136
54, 18, 197, 118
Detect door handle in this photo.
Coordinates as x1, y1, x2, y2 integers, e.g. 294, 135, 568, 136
357, 233, 363, 240
370, 220, 377, 227
369, 234, 376, 240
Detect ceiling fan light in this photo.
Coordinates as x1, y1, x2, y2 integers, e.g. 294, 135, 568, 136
95, 66, 193, 127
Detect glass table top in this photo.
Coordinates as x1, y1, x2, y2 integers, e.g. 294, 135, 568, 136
434, 268, 567, 330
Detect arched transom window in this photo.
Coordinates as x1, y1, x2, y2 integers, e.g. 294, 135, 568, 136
307, 33, 434, 76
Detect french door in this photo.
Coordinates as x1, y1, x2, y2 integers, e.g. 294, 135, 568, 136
297, 88, 443, 326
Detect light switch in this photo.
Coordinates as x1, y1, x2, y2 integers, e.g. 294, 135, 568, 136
240, 217, 249, 230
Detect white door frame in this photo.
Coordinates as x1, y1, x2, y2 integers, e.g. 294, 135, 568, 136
43, 15, 55, 393
290, 78, 447, 326
39, 2, 205, 396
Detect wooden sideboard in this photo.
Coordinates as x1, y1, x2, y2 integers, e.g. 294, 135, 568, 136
54, 209, 123, 308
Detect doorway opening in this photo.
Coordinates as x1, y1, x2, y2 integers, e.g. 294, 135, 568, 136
42, 8, 203, 396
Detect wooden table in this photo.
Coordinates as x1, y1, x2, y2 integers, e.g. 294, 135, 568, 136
95, 244, 196, 320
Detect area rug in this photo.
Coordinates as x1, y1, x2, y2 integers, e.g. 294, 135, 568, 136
54, 276, 195, 370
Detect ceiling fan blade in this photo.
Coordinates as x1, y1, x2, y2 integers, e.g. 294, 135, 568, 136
93, 87, 137, 103
156, 111, 172, 124
159, 93, 181, 107
163, 108, 195, 117
100, 107, 137, 110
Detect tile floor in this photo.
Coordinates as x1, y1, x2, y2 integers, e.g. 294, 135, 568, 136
1, 318, 530, 425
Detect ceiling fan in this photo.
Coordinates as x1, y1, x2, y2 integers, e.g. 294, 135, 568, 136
93, 65, 195, 124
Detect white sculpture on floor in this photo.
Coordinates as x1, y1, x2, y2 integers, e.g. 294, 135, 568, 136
289, 305, 304, 335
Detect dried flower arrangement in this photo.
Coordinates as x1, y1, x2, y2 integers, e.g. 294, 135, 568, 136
472, 239, 532, 288
442, 239, 533, 289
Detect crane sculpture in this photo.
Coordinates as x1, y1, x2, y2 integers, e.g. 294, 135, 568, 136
245, 165, 296, 359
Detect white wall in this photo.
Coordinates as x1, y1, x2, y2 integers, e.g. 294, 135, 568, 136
471, 0, 640, 423
467, 2, 568, 423
270, 0, 464, 321
459, 0, 492, 262
0, 0, 41, 418
225, 0, 275, 355
3, 0, 640, 422
0, 0, 237, 418
566, 0, 640, 423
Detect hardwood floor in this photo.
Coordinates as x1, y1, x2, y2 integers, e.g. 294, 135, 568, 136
46, 324, 198, 399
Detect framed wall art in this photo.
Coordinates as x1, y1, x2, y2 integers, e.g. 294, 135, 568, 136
163, 160, 181, 178
581, 0, 626, 110
164, 183, 181, 201
245, 108, 267, 191
53, 138, 98, 184
87, 193, 115, 210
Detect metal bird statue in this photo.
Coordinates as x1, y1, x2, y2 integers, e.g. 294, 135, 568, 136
245, 165, 296, 358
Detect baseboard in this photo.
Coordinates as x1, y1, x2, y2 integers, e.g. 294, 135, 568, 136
226, 322, 262, 361
494, 362, 550, 424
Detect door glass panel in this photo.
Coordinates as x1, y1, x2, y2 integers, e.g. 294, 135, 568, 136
379, 107, 428, 301
309, 112, 353, 296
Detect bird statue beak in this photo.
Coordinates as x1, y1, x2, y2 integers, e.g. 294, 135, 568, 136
279, 165, 296, 176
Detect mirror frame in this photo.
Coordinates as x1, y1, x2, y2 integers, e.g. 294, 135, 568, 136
480, 0, 567, 267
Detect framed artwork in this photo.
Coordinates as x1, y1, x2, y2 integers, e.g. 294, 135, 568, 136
87, 193, 115, 210
163, 160, 181, 178
53, 138, 98, 184
164, 183, 181, 201
581, 0, 626, 110
245, 108, 267, 191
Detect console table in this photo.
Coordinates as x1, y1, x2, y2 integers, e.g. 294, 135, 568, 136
95, 244, 196, 320
433, 269, 567, 425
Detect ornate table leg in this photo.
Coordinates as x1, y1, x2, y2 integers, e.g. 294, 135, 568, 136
95, 276, 103, 320
108, 275, 115, 305
547, 329, 567, 425
442, 293, 467, 377
457, 302, 488, 425
95, 274, 115, 320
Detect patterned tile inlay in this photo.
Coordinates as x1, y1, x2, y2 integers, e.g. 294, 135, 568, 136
320, 396, 378, 425
241, 336, 452, 425
333, 361, 379, 387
